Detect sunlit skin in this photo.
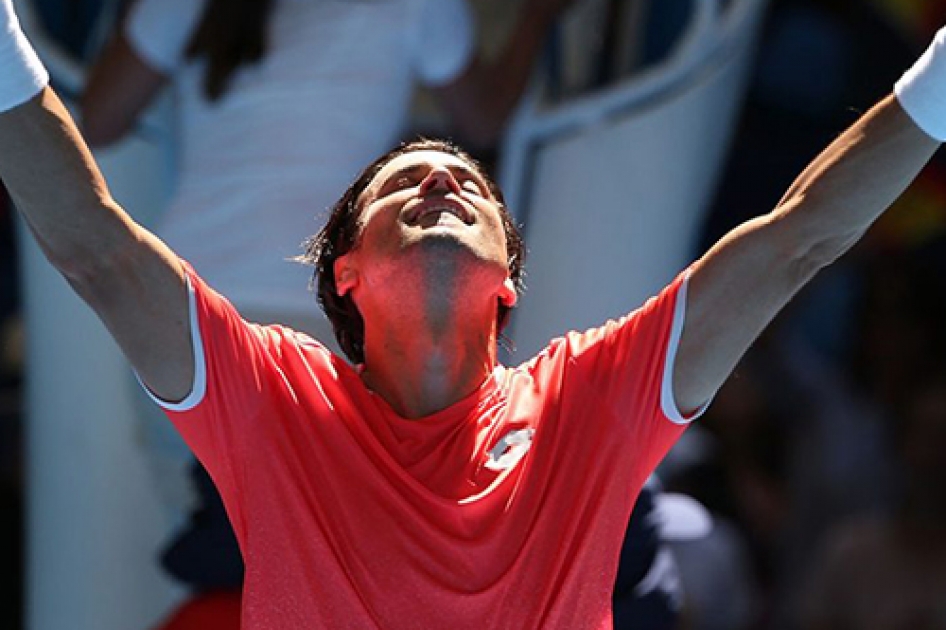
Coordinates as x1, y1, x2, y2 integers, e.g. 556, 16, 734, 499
334, 150, 518, 418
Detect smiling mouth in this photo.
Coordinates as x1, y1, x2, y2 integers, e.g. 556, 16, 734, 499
406, 201, 472, 225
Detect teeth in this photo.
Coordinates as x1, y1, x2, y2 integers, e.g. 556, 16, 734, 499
418, 205, 465, 222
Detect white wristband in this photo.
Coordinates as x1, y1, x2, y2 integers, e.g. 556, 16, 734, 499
0, 0, 49, 113
896, 27, 946, 142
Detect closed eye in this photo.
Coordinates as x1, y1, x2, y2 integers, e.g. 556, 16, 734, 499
378, 174, 420, 198
461, 178, 487, 197
395, 176, 416, 190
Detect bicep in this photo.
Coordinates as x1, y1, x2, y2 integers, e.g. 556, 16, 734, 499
65, 223, 196, 404
673, 204, 829, 413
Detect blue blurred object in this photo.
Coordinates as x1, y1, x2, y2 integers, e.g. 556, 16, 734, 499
638, 0, 695, 69
614, 480, 684, 630
160, 462, 243, 591
33, 0, 110, 62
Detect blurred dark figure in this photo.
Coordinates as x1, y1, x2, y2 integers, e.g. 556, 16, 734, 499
688, 2, 946, 626
160, 462, 243, 592
0, 188, 22, 630
797, 372, 946, 630
613, 479, 689, 630
154, 462, 242, 630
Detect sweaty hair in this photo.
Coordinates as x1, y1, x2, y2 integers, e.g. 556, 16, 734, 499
298, 138, 527, 365
184, 0, 275, 101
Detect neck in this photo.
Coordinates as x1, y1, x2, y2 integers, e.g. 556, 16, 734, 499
359, 298, 500, 419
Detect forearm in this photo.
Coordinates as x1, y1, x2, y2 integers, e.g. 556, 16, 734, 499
677, 36, 945, 413
779, 25, 946, 261
774, 94, 939, 267
0, 89, 139, 277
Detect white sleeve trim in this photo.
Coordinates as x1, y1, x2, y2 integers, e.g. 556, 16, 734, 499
135, 275, 208, 412
660, 272, 711, 425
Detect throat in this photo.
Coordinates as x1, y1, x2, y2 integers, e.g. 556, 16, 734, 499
360, 315, 499, 419
361, 355, 495, 419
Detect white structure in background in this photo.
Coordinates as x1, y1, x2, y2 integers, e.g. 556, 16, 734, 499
500, 0, 769, 358
14, 1, 183, 629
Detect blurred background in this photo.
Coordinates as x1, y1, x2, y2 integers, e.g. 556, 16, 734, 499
3, 0, 946, 628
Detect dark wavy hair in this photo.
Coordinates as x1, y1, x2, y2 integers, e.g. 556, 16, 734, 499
184, 0, 274, 101
298, 138, 527, 365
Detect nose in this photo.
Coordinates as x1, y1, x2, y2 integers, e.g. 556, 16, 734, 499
419, 166, 461, 196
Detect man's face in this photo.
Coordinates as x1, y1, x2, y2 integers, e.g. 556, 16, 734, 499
334, 150, 516, 306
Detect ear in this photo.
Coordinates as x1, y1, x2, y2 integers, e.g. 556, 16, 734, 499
498, 277, 518, 308
334, 254, 359, 297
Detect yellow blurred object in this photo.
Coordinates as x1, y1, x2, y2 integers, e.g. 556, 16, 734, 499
872, 162, 946, 251
868, 0, 946, 40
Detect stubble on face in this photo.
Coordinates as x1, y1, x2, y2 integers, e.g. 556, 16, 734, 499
411, 232, 486, 338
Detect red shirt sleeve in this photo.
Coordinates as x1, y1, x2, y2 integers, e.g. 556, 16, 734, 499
149, 262, 332, 537
549, 268, 702, 484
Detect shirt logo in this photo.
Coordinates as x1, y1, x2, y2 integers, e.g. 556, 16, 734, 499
485, 428, 535, 471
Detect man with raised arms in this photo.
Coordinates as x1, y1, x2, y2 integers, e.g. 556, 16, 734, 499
2, 0, 944, 627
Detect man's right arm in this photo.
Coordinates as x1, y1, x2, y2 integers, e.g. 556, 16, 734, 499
0, 87, 195, 402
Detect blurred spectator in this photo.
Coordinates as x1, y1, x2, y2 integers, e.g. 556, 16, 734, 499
153, 590, 242, 630
614, 472, 759, 630
81, 0, 572, 338
685, 242, 946, 627
33, 0, 108, 63
613, 476, 710, 630
687, 1, 946, 625
152, 464, 242, 629
660, 427, 762, 630
796, 372, 946, 630
675, 349, 789, 625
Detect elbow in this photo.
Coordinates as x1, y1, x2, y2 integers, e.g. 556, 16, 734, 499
45, 204, 137, 289
786, 223, 865, 284
804, 231, 863, 270
57, 237, 137, 303
772, 198, 865, 284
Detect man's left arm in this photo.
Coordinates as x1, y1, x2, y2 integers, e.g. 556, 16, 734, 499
673, 42, 944, 414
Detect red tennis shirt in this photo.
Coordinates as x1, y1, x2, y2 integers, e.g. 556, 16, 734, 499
154, 263, 697, 629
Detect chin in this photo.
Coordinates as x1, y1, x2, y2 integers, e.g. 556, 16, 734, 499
407, 232, 496, 284
411, 228, 476, 255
